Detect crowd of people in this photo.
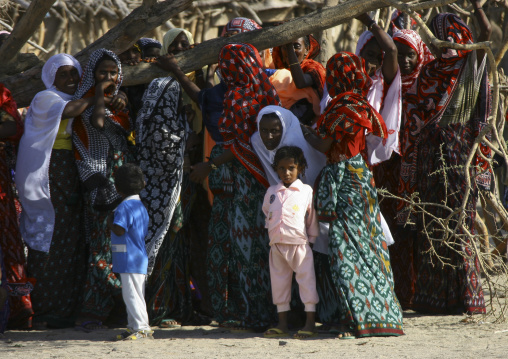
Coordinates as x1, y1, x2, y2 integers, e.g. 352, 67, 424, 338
0, 0, 495, 341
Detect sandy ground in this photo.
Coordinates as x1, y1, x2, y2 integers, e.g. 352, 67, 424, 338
1, 304, 507, 359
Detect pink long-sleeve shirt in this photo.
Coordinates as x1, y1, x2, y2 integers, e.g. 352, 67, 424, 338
262, 179, 319, 246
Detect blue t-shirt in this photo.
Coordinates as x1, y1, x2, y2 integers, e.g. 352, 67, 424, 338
111, 197, 149, 274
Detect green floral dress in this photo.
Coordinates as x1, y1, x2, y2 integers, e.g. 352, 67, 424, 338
315, 154, 403, 337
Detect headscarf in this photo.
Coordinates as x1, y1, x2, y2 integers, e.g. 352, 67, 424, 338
392, 29, 434, 94
0, 84, 22, 142
319, 33, 401, 165
317, 52, 386, 161
137, 37, 162, 58
41, 53, 83, 90
402, 13, 473, 144
389, 10, 418, 34
72, 49, 130, 210
251, 105, 326, 187
218, 43, 281, 187
355, 31, 376, 57
221, 17, 261, 36
271, 34, 326, 99
161, 28, 194, 56
15, 53, 83, 252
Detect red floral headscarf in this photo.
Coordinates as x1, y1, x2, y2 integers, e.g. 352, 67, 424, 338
272, 35, 326, 98
392, 29, 434, 94
218, 43, 281, 187
317, 52, 386, 161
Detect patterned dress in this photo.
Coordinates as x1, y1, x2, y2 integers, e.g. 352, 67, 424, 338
213, 43, 281, 328
373, 30, 434, 308
206, 144, 239, 323
315, 155, 403, 336
27, 149, 86, 328
316, 52, 403, 337
135, 77, 188, 276
146, 182, 194, 325
398, 14, 490, 314
0, 89, 34, 329
72, 49, 130, 321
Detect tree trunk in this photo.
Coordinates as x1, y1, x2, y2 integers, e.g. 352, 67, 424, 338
3, 0, 457, 107
316, 0, 340, 65
0, 0, 57, 64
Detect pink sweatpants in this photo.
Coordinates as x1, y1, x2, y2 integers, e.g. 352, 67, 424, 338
269, 243, 319, 312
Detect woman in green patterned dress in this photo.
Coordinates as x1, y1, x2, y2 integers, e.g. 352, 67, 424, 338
302, 52, 403, 338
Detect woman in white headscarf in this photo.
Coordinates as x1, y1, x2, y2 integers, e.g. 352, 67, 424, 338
251, 105, 338, 326
15, 54, 92, 329
252, 105, 325, 187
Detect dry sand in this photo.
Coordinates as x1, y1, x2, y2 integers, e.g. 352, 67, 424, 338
1, 306, 507, 359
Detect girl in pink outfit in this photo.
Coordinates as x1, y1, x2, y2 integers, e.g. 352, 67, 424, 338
262, 146, 319, 339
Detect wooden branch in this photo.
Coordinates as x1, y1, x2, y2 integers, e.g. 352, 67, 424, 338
73, 0, 195, 62
0, 0, 57, 64
3, 0, 457, 106
0, 19, 49, 54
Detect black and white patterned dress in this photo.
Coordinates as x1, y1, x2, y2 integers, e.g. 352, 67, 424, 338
136, 77, 189, 274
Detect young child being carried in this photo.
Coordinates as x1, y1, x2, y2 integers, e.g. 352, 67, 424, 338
107, 163, 152, 341
262, 146, 319, 340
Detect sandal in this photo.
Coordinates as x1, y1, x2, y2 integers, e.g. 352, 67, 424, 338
263, 328, 289, 338
181, 312, 212, 326
338, 332, 355, 339
337, 325, 355, 339
75, 320, 108, 333
219, 320, 241, 328
159, 319, 181, 328
123, 330, 154, 340
293, 330, 318, 339
113, 328, 133, 341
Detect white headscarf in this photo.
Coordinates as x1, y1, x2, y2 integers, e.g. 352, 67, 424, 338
41, 53, 82, 90
251, 105, 326, 187
355, 30, 375, 56
251, 106, 330, 253
160, 28, 194, 56
15, 53, 82, 252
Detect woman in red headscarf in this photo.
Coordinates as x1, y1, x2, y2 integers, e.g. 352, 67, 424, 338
270, 35, 325, 126
191, 43, 281, 330
302, 52, 403, 338
398, 7, 492, 315
0, 84, 34, 330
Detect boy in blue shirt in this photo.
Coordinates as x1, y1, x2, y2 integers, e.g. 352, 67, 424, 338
107, 164, 152, 340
